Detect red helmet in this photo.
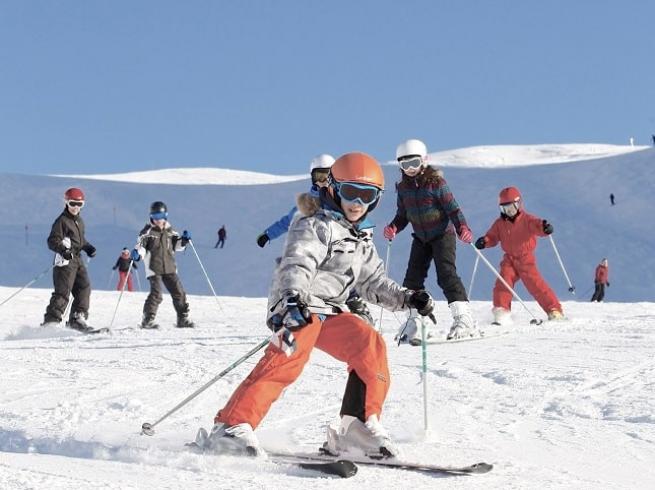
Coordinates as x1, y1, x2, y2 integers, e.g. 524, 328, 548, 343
330, 152, 384, 190
64, 187, 85, 201
498, 186, 521, 205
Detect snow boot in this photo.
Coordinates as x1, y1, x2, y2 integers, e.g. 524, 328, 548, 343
395, 308, 437, 346
491, 307, 512, 326
140, 314, 159, 329
66, 312, 95, 333
324, 414, 398, 459
446, 301, 478, 340
41, 316, 61, 328
547, 309, 564, 321
200, 422, 263, 456
176, 312, 196, 328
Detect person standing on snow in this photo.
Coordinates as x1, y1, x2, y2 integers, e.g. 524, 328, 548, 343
383, 139, 477, 343
42, 187, 97, 332
474, 186, 564, 324
130, 201, 196, 329
214, 226, 227, 249
195, 152, 436, 459
591, 258, 609, 302
256, 154, 375, 326
112, 247, 138, 292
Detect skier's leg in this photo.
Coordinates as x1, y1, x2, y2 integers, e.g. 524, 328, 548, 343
126, 272, 134, 292
598, 284, 605, 302
431, 233, 467, 302
117, 271, 126, 291
516, 255, 562, 314
591, 283, 600, 301
143, 275, 163, 320
44, 262, 77, 323
492, 256, 518, 311
401, 237, 431, 290
215, 315, 324, 429
69, 262, 91, 320
162, 273, 193, 327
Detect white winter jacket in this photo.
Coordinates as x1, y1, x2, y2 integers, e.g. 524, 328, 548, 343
267, 205, 409, 326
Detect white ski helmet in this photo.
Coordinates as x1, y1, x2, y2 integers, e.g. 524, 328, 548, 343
395, 139, 428, 161
309, 153, 336, 172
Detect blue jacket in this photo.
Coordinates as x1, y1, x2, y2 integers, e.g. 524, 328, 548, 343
264, 185, 320, 241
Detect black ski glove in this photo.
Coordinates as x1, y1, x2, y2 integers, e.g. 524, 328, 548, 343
606, 282, 610, 287
542, 220, 554, 235
281, 293, 312, 330
257, 233, 270, 248
83, 244, 96, 258
475, 237, 486, 250
112, 265, 118, 270
407, 290, 435, 318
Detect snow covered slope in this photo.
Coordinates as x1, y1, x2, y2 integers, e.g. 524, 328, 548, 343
1, 144, 653, 302
1, 288, 654, 489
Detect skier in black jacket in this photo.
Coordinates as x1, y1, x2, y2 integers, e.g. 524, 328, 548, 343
42, 187, 97, 332
112, 248, 138, 291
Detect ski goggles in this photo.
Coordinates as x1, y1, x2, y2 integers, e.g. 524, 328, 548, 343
66, 200, 85, 208
499, 201, 520, 215
311, 168, 330, 184
336, 182, 380, 205
398, 156, 423, 172
150, 211, 168, 220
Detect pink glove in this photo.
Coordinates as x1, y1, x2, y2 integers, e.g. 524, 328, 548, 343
383, 224, 397, 241
458, 225, 473, 243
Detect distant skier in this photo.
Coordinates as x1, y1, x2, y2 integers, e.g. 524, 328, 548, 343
474, 186, 564, 324
195, 152, 436, 458
256, 154, 374, 325
591, 258, 609, 302
131, 201, 196, 329
610, 193, 615, 206
383, 139, 477, 343
42, 187, 97, 332
214, 226, 227, 249
652, 134, 655, 146
112, 247, 138, 292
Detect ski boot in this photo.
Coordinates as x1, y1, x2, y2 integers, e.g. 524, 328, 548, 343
140, 314, 160, 329
446, 301, 479, 340
196, 422, 263, 456
176, 312, 196, 328
66, 311, 95, 333
395, 309, 437, 346
323, 414, 398, 459
491, 307, 512, 326
547, 309, 564, 321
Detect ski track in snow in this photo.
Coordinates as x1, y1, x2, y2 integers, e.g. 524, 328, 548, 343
1, 287, 654, 489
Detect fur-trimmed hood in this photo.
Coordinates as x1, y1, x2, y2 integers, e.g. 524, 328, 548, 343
296, 192, 321, 217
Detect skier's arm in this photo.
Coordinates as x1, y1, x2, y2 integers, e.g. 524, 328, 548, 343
277, 216, 330, 298
482, 220, 501, 248
434, 180, 467, 233
528, 215, 550, 237
390, 189, 409, 232
265, 206, 297, 241
46, 216, 68, 254
134, 224, 152, 259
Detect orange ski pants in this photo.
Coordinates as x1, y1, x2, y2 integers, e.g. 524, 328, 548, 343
493, 253, 561, 313
215, 312, 390, 429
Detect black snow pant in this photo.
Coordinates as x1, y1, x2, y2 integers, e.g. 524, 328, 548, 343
591, 282, 605, 302
402, 233, 468, 303
143, 273, 189, 319
214, 238, 225, 249
44, 258, 91, 323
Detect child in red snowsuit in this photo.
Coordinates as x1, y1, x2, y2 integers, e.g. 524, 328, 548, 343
474, 186, 563, 322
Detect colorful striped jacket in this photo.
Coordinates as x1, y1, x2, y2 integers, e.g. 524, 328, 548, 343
390, 168, 468, 243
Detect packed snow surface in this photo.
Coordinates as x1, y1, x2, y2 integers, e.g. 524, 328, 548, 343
52, 144, 646, 184
1, 287, 654, 489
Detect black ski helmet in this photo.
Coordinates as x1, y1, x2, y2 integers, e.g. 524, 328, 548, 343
150, 201, 167, 215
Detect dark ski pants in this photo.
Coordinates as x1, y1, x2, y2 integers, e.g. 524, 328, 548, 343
143, 273, 189, 319
44, 258, 91, 322
591, 282, 605, 302
214, 238, 225, 248
402, 233, 468, 303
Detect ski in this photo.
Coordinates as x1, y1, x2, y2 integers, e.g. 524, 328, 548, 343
267, 449, 493, 476
184, 440, 357, 478
429, 331, 510, 345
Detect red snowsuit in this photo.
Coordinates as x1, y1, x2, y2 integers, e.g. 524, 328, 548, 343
482, 211, 561, 314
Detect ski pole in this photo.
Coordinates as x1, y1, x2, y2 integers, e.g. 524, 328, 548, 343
470, 244, 543, 325
468, 254, 480, 299
420, 318, 429, 432
62, 295, 74, 324
377, 240, 392, 333
141, 338, 269, 436
0, 264, 55, 308
188, 240, 225, 314
109, 260, 134, 328
134, 266, 142, 292
548, 236, 575, 294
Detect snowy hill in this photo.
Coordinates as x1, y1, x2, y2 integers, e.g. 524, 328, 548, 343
1, 144, 653, 305
1, 288, 654, 488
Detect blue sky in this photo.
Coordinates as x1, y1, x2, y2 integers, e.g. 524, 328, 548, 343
1, 0, 654, 175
